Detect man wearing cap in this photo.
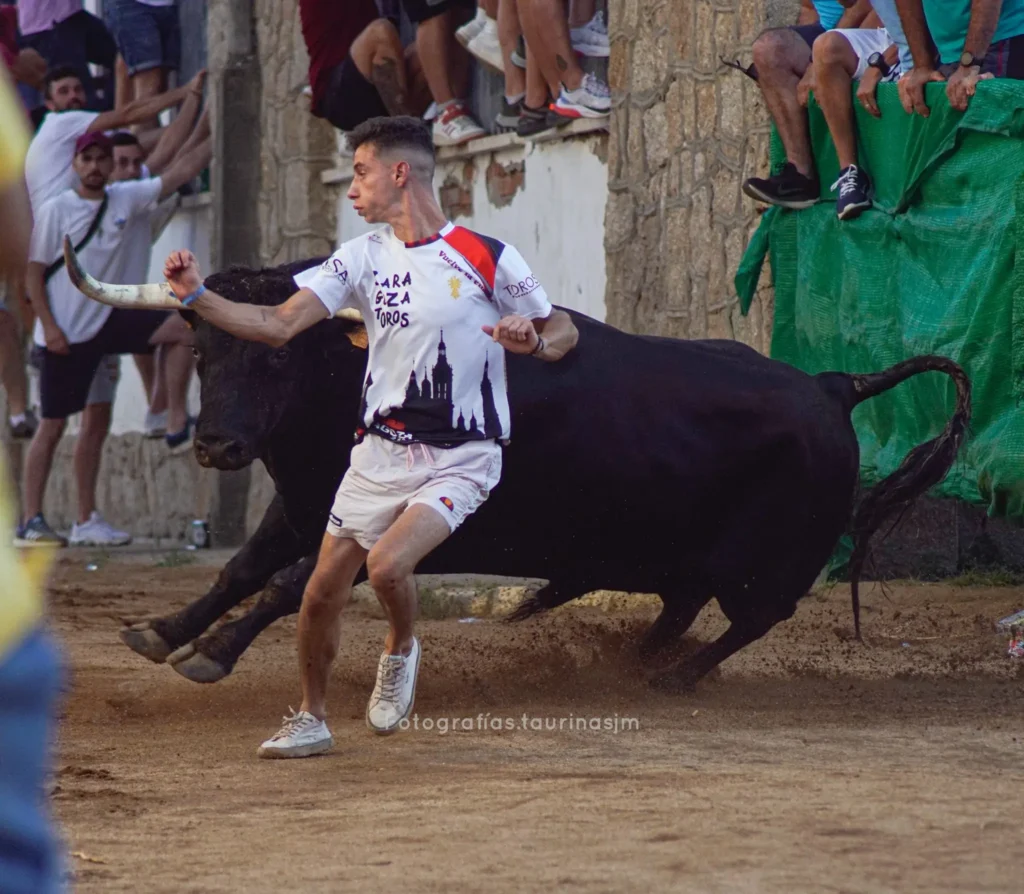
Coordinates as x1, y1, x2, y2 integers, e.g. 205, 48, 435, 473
16, 129, 208, 547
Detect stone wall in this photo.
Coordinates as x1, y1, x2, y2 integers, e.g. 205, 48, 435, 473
604, 0, 800, 350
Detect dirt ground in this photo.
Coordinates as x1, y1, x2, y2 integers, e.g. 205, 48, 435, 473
46, 550, 1023, 893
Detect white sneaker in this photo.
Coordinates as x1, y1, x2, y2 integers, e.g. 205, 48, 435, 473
466, 18, 503, 72
366, 637, 421, 735
550, 72, 612, 119
257, 708, 333, 759
69, 512, 132, 547
144, 409, 167, 439
571, 11, 610, 57
456, 7, 488, 48
432, 103, 486, 146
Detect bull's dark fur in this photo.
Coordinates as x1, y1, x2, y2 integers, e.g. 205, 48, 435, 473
124, 259, 971, 689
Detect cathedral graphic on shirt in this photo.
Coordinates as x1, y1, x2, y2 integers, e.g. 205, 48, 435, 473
356, 330, 502, 446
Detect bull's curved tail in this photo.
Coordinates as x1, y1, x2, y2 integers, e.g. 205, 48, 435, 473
836, 356, 972, 639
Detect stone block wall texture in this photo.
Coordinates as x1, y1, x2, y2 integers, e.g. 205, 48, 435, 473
604, 0, 801, 350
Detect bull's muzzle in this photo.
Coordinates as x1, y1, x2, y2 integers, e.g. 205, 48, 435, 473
193, 434, 252, 471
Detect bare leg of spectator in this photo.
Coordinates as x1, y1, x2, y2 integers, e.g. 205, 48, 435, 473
418, 10, 485, 146
812, 31, 874, 220
134, 353, 155, 403
149, 346, 168, 418
0, 309, 28, 421
74, 403, 110, 524
21, 419, 65, 522
569, 0, 595, 28
351, 19, 412, 115
114, 55, 131, 111
417, 10, 464, 105
520, 0, 609, 120
751, 29, 814, 176
129, 68, 167, 132
499, 0, 526, 99
812, 32, 859, 169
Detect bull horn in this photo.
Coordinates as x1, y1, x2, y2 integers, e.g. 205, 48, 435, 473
64, 235, 182, 309
66, 234, 366, 323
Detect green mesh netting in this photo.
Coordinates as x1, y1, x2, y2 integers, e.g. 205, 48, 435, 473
737, 81, 1024, 519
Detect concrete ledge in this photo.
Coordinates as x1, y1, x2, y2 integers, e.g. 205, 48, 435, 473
321, 118, 610, 185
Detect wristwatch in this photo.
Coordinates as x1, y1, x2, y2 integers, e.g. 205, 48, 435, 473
867, 52, 891, 76
960, 50, 978, 68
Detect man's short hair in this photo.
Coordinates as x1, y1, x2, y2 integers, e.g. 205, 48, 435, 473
44, 65, 82, 98
111, 131, 142, 148
347, 116, 435, 171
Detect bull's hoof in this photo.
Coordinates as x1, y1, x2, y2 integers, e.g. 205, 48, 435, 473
120, 622, 173, 663
167, 643, 229, 684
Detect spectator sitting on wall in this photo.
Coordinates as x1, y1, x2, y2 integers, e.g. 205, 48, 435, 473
515, 0, 610, 130
741, 0, 872, 210
896, 0, 1024, 115
810, 1, 911, 219
299, 0, 432, 137
398, 0, 492, 145
103, 0, 181, 131
16, 1, 117, 111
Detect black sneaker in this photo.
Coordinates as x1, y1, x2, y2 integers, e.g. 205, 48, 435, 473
14, 513, 67, 547
742, 163, 820, 210
8, 408, 38, 439
516, 104, 555, 138
832, 165, 873, 220
495, 97, 523, 133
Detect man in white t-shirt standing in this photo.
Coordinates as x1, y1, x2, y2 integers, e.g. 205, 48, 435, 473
159, 116, 579, 757
16, 130, 207, 547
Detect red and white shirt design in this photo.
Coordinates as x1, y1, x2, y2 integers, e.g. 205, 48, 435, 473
296, 222, 553, 447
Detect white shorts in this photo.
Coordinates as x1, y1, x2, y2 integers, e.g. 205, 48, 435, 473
831, 28, 900, 81
327, 435, 503, 549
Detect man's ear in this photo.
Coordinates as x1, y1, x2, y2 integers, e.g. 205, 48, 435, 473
395, 160, 410, 187
345, 324, 368, 349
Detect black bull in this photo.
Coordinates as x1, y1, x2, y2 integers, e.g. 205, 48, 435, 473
120, 259, 971, 689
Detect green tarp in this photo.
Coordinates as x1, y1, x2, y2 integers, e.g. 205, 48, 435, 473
737, 81, 1024, 519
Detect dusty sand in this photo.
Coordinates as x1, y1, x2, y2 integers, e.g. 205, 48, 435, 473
47, 551, 1024, 893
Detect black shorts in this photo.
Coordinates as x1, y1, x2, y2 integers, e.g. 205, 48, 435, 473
319, 56, 390, 133
400, 0, 472, 25
39, 309, 168, 419
790, 23, 826, 50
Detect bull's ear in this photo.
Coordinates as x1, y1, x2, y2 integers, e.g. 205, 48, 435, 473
345, 325, 368, 350
178, 308, 198, 330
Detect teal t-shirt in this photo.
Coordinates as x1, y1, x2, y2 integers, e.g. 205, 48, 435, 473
813, 1, 844, 30
924, 0, 1024, 63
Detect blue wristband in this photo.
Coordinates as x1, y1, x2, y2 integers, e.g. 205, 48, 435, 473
180, 284, 206, 307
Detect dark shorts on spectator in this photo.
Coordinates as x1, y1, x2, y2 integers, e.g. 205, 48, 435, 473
400, 0, 473, 25
318, 57, 390, 132
38, 309, 169, 419
938, 35, 1024, 80
19, 10, 116, 110
789, 23, 827, 51
104, 0, 181, 76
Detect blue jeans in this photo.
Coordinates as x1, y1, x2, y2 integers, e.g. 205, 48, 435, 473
0, 628, 65, 894
104, 0, 181, 76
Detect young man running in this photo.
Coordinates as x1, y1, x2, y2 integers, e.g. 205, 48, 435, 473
160, 116, 578, 756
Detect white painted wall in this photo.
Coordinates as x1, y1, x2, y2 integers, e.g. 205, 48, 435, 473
334, 134, 608, 322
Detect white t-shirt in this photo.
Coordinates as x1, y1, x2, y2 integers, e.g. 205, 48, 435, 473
28, 178, 163, 346
297, 222, 552, 447
24, 109, 101, 215
17, 1, 81, 37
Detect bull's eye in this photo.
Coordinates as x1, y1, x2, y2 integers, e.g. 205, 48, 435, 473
269, 348, 291, 369
191, 347, 200, 359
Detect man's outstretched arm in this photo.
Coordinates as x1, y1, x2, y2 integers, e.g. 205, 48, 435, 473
164, 250, 330, 346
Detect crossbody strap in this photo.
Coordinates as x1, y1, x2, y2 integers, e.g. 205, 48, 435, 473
44, 194, 109, 285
